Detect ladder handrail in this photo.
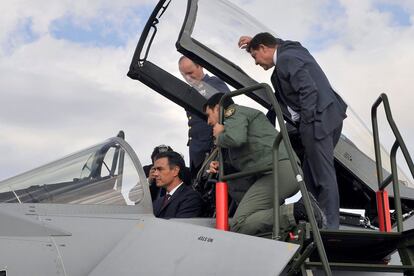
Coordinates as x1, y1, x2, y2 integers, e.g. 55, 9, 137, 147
217, 83, 332, 276
371, 93, 414, 232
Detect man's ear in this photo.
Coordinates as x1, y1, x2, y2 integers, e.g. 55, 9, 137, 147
261, 44, 272, 53
214, 105, 220, 113
173, 166, 180, 177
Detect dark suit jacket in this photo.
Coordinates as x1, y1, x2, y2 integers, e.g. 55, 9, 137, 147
271, 40, 347, 139
153, 184, 203, 219
187, 74, 230, 169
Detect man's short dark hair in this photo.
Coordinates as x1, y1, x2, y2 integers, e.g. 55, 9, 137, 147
247, 32, 282, 53
154, 151, 186, 181
203, 93, 234, 112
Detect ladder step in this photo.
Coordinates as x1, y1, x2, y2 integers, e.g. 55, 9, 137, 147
310, 229, 405, 263
306, 261, 414, 273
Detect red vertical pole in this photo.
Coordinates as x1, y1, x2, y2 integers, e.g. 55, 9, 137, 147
216, 181, 229, 231
376, 190, 392, 232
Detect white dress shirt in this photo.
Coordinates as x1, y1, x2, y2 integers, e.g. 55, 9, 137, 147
167, 182, 184, 197
273, 49, 300, 122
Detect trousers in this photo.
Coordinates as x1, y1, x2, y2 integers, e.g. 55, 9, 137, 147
300, 122, 343, 229
230, 160, 300, 235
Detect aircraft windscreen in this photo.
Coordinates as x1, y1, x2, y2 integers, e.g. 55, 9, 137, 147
136, 0, 232, 102
186, 0, 413, 187
191, 0, 275, 85
0, 138, 146, 205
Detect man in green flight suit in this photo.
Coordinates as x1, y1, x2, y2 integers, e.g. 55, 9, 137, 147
205, 93, 326, 236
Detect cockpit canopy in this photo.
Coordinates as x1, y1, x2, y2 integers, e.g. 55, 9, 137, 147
0, 137, 148, 206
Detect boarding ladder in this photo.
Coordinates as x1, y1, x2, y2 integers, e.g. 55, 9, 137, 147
216, 84, 331, 274
217, 85, 414, 276
287, 93, 414, 275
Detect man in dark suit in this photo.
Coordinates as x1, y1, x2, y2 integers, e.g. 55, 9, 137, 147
239, 33, 347, 229
152, 151, 203, 219
143, 145, 192, 201
143, 144, 173, 201
178, 56, 230, 181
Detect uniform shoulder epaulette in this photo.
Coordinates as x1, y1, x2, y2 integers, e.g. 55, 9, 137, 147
224, 106, 236, 118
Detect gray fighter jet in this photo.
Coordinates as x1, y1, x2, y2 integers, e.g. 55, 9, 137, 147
0, 131, 298, 275
1, 0, 414, 275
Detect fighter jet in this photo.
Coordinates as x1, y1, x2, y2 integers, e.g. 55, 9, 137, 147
1, 0, 414, 275
0, 131, 298, 275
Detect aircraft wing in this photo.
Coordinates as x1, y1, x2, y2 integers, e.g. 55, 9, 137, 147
89, 217, 299, 276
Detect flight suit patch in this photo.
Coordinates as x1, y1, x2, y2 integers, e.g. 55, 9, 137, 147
224, 107, 235, 118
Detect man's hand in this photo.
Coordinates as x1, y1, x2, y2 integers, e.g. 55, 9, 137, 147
207, 161, 219, 174
238, 36, 252, 49
213, 123, 224, 138
148, 166, 156, 184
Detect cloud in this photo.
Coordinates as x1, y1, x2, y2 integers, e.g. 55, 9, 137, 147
0, 0, 413, 185
0, 1, 154, 55
0, 1, 189, 180
313, 0, 414, 164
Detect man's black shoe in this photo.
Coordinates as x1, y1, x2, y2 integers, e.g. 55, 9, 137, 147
294, 194, 327, 229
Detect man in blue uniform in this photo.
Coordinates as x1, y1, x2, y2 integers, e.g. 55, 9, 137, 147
178, 56, 230, 181
239, 33, 347, 229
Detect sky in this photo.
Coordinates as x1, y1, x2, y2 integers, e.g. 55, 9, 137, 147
0, 0, 413, 183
